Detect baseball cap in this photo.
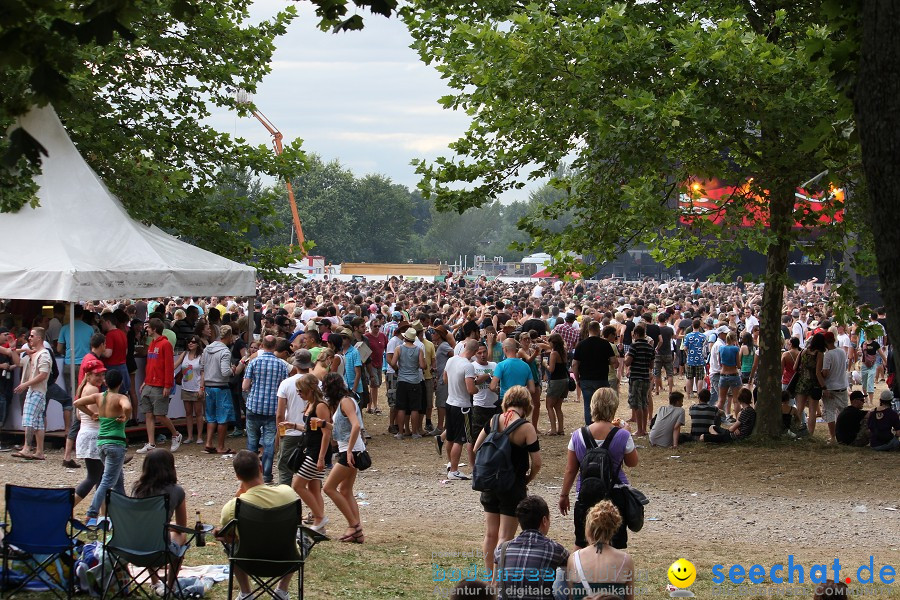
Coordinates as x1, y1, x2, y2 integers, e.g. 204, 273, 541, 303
0, 327, 9, 335
791, 309, 800, 317
392, 311, 403, 321
705, 317, 715, 326
849, 390, 865, 402
84, 361, 107, 374
879, 390, 894, 404
716, 325, 729, 334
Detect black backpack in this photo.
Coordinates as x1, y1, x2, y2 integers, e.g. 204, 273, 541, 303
577, 426, 621, 504
471, 414, 528, 492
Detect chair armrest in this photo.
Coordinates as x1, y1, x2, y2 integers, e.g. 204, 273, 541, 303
218, 520, 236, 538
168, 524, 196, 535
71, 518, 89, 532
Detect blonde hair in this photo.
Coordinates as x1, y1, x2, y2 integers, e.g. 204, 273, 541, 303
726, 331, 738, 345
585, 500, 622, 545
296, 373, 324, 404
316, 348, 334, 365
502, 385, 532, 415
590, 388, 619, 423
173, 309, 186, 321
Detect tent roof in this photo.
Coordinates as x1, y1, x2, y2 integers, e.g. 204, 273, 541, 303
0, 106, 256, 302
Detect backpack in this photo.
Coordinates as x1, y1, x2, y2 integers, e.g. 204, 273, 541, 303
577, 426, 621, 505
471, 414, 528, 492
862, 343, 876, 368
42, 345, 60, 384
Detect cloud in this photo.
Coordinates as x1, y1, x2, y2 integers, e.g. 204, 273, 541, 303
330, 131, 456, 153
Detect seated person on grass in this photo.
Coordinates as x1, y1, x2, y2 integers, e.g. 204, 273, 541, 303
649, 392, 690, 448
835, 390, 869, 446
701, 388, 756, 444
688, 389, 721, 438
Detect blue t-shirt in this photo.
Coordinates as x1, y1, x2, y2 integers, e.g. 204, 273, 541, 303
719, 345, 739, 368
58, 320, 93, 364
492, 357, 533, 402
683, 331, 706, 366
343, 345, 363, 393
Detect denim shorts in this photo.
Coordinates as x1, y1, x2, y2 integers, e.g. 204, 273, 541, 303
719, 374, 743, 392
205, 387, 235, 424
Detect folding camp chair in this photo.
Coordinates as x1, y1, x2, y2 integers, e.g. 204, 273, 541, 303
100, 491, 198, 600
219, 499, 327, 600
0, 485, 84, 600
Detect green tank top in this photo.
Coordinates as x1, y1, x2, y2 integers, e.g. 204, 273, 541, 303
741, 350, 755, 373
97, 393, 127, 447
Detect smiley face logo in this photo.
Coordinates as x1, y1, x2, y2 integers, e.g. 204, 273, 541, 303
668, 558, 697, 588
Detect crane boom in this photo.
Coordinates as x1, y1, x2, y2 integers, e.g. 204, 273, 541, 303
249, 108, 305, 249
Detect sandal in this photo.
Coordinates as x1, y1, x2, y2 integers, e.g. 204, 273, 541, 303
216, 448, 235, 455
204, 447, 217, 454
339, 523, 362, 543
303, 512, 315, 525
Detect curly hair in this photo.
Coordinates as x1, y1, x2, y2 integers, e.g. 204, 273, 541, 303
502, 385, 532, 415
585, 500, 622, 546
323, 372, 348, 410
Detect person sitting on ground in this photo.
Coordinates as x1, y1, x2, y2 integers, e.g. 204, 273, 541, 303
701, 388, 756, 443
559, 500, 635, 600
131, 448, 189, 593
648, 391, 690, 448
688, 389, 721, 438
835, 390, 869, 446
215, 450, 299, 600
493, 496, 568, 600
867, 389, 900, 451
780, 390, 802, 437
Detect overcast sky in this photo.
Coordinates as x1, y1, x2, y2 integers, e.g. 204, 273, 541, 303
206, 1, 510, 198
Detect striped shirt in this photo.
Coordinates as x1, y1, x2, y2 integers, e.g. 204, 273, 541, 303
689, 403, 721, 436
626, 338, 655, 381
244, 351, 289, 416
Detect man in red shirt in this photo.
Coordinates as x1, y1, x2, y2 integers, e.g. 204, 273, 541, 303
137, 318, 181, 454
101, 312, 130, 395
364, 316, 387, 415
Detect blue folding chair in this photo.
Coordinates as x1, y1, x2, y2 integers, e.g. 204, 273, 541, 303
1, 485, 83, 599
100, 491, 197, 600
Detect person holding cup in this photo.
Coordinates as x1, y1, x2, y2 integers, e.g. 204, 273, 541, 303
280, 374, 332, 533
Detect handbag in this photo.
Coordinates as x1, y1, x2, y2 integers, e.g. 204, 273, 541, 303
285, 433, 308, 472
610, 483, 649, 532
786, 370, 799, 395
568, 376, 577, 392
353, 450, 372, 471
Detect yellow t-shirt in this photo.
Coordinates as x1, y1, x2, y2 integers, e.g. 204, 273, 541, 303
220, 484, 298, 528
423, 339, 436, 380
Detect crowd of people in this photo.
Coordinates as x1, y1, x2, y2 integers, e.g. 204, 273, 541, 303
0, 273, 897, 599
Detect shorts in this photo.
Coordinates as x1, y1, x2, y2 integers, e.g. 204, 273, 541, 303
385, 372, 398, 408
367, 365, 383, 387
823, 389, 849, 423
296, 454, 325, 482
67, 415, 81, 441
445, 405, 473, 445
139, 385, 170, 416
480, 483, 527, 517
653, 354, 674, 377
740, 372, 752, 385
109, 364, 130, 395
627, 379, 650, 410
547, 378, 569, 399
685, 365, 706, 380
718, 374, 742, 395
423, 379, 435, 411
205, 387, 235, 424
395, 380, 424, 413
471, 405, 499, 437
181, 389, 201, 403
23, 390, 47, 430
435, 381, 448, 409
335, 449, 367, 469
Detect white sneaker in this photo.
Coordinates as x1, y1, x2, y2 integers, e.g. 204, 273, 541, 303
170, 433, 183, 452
136, 443, 155, 454
274, 590, 289, 600
447, 471, 470, 480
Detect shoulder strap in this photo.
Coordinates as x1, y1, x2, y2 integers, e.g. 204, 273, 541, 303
601, 426, 621, 450
490, 414, 500, 433
500, 417, 528, 437
573, 551, 593, 594
497, 541, 511, 600
580, 426, 597, 450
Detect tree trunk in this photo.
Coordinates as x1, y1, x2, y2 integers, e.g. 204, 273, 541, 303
755, 185, 795, 437
855, 0, 900, 390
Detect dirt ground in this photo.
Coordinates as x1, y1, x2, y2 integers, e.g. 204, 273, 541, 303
3, 377, 899, 599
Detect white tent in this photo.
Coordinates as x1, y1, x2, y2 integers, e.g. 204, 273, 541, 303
0, 105, 256, 301
1, 105, 257, 431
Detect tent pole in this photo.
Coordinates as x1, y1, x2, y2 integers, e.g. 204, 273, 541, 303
248, 295, 255, 345
69, 302, 76, 398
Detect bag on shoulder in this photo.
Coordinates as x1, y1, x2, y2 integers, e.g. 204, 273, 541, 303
577, 426, 620, 505
471, 414, 528, 492
862, 343, 876, 368
610, 483, 649, 532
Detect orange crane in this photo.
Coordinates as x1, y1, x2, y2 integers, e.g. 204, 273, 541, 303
234, 89, 305, 248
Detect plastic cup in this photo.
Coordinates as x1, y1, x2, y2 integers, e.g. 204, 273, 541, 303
278, 423, 287, 437
309, 418, 319, 431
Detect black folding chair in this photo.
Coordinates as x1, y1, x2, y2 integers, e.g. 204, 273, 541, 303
100, 491, 198, 600
0, 485, 84, 599
219, 499, 327, 600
